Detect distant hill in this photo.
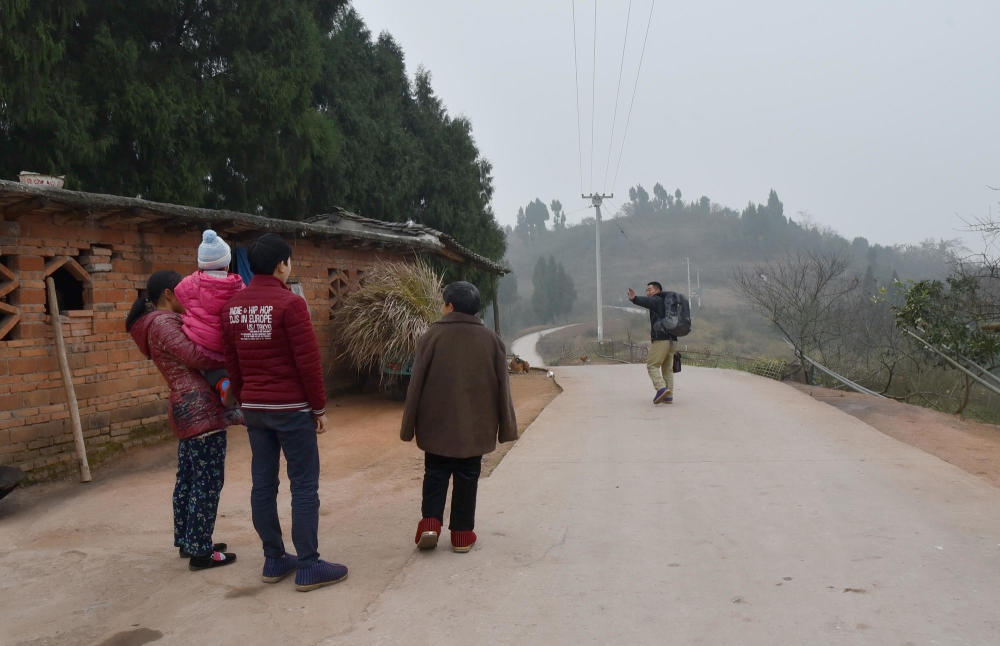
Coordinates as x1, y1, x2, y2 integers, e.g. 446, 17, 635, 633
499, 188, 958, 356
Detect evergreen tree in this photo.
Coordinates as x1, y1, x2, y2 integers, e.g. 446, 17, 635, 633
697, 196, 711, 216
0, 2, 506, 262
551, 199, 566, 231
550, 257, 577, 319
626, 184, 652, 217
516, 198, 550, 241
531, 256, 553, 322
514, 207, 529, 241
531, 255, 576, 322
652, 183, 669, 210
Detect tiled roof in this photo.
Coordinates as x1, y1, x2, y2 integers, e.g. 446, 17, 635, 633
0, 180, 509, 275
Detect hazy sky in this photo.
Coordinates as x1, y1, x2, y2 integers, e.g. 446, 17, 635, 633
351, 1, 1000, 254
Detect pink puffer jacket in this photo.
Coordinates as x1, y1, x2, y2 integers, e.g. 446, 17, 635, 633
174, 271, 245, 357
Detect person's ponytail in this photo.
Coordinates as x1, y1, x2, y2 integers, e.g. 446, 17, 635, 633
125, 295, 152, 332
125, 270, 183, 332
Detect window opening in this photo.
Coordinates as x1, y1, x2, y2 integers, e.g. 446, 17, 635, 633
43, 256, 91, 315
328, 268, 364, 319
0, 255, 19, 340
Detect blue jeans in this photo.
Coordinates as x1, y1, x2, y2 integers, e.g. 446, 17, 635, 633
244, 410, 320, 565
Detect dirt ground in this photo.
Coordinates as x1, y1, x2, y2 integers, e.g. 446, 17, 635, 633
0, 371, 560, 646
790, 382, 1000, 489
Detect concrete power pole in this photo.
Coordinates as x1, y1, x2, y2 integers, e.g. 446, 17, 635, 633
583, 193, 612, 342
686, 257, 692, 303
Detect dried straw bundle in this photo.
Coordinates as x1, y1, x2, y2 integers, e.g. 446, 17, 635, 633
332, 260, 443, 379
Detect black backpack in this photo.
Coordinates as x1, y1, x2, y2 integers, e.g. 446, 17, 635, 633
653, 291, 691, 338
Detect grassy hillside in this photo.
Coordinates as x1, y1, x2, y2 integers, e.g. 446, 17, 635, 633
500, 199, 957, 360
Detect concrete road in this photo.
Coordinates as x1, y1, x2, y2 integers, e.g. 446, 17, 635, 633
333, 365, 1000, 645
510, 324, 581, 368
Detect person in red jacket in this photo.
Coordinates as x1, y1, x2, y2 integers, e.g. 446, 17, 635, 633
221, 233, 347, 592
126, 270, 240, 571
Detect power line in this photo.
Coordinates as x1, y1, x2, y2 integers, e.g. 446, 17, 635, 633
571, 1, 584, 195
589, 0, 598, 190
610, 0, 655, 193
602, 0, 632, 194
596, 200, 631, 241
564, 204, 592, 218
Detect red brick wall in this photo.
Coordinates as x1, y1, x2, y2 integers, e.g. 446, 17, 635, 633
0, 210, 407, 480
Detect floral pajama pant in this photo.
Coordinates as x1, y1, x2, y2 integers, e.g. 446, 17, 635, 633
173, 431, 227, 556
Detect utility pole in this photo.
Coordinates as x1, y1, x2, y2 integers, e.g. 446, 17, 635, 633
686, 257, 692, 304
583, 192, 612, 342
696, 267, 701, 308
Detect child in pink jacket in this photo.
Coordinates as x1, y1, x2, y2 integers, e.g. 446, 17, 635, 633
174, 230, 246, 402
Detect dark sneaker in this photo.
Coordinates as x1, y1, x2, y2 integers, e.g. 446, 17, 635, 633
653, 387, 670, 404
295, 560, 348, 592
663, 393, 674, 404
189, 550, 237, 571
179, 542, 227, 558
415, 517, 442, 550
262, 552, 298, 583
451, 530, 477, 553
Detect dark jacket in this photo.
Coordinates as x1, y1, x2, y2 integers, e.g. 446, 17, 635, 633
221, 275, 326, 415
400, 312, 518, 458
129, 310, 241, 440
630, 292, 676, 342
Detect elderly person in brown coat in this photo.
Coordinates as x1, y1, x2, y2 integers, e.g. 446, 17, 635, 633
401, 281, 518, 553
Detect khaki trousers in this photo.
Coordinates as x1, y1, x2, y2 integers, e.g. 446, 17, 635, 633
646, 339, 677, 391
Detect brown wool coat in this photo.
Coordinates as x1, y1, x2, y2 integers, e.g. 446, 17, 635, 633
400, 312, 518, 458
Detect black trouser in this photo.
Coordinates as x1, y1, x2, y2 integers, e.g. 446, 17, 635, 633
422, 453, 482, 531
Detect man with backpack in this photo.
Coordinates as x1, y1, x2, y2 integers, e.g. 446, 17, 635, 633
628, 281, 691, 404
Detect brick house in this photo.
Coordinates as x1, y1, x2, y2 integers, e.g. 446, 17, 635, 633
0, 179, 507, 481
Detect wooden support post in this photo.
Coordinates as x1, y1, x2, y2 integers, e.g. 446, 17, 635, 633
492, 274, 501, 338
46, 277, 91, 482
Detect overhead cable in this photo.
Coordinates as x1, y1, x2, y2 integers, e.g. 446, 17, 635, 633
602, 0, 633, 194
610, 0, 655, 193
571, 0, 584, 195
589, 0, 598, 190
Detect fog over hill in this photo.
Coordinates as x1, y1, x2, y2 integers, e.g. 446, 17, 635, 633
498, 188, 958, 354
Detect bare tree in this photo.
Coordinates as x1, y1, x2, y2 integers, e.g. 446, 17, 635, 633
841, 282, 918, 395
732, 251, 858, 383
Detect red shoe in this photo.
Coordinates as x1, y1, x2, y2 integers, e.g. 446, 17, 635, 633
215, 377, 232, 406
415, 518, 441, 549
451, 530, 477, 553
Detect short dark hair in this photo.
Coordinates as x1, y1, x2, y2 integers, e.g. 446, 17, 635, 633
647, 281, 663, 292
443, 281, 480, 315
248, 233, 292, 275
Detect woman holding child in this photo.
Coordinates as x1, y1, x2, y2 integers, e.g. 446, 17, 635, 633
126, 269, 241, 570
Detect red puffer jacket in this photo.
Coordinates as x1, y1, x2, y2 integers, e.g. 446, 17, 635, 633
130, 310, 242, 439
221, 275, 326, 415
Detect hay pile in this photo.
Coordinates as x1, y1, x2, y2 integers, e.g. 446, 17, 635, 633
332, 261, 443, 379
